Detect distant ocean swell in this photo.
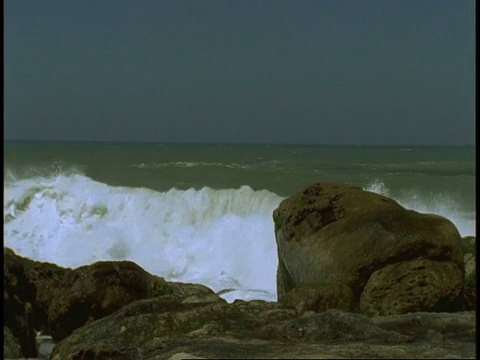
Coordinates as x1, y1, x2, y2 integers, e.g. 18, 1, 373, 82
129, 161, 249, 169
3, 172, 475, 302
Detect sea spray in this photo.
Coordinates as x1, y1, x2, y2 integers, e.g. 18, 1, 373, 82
4, 172, 474, 303
4, 173, 283, 302
364, 179, 475, 237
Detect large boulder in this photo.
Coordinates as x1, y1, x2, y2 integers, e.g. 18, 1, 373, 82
48, 260, 170, 342
3, 249, 226, 358
4, 248, 70, 357
360, 258, 463, 315
4, 248, 36, 356
273, 182, 464, 315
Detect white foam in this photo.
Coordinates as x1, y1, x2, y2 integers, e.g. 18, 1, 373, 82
4, 175, 474, 303
4, 174, 282, 301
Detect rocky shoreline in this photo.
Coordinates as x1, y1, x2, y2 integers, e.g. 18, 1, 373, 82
3, 248, 476, 359
4, 182, 476, 359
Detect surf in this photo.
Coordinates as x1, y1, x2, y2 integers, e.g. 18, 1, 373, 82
4, 173, 283, 302
4, 172, 474, 303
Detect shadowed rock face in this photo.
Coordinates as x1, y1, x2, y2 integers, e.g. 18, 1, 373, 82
461, 236, 476, 311
281, 283, 355, 314
360, 258, 463, 315
48, 260, 170, 342
4, 326, 22, 358
273, 182, 464, 314
49, 296, 410, 359
4, 248, 69, 357
49, 297, 475, 360
4, 249, 476, 359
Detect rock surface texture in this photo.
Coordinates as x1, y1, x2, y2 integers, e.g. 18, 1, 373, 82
4, 248, 70, 357
273, 182, 465, 315
3, 249, 476, 359
48, 260, 169, 342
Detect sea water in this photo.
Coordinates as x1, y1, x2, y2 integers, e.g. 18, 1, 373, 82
3, 141, 476, 302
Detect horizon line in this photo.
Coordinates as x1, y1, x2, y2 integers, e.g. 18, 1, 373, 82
3, 138, 475, 147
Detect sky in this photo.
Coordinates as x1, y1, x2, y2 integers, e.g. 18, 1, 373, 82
4, 0, 476, 145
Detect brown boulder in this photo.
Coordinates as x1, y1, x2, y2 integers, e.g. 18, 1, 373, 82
23, 255, 70, 334
4, 249, 35, 356
273, 182, 464, 314
48, 260, 169, 341
360, 258, 464, 315
4, 248, 69, 357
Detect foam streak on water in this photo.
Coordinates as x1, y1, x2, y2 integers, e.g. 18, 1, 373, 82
4, 174, 475, 303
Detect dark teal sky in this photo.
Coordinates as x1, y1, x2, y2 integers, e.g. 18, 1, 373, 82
4, 0, 475, 145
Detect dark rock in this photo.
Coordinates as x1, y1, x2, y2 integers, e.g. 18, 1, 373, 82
50, 297, 410, 359
4, 248, 69, 357
461, 236, 475, 254
462, 236, 476, 310
50, 296, 239, 360
4, 326, 22, 358
360, 258, 464, 315
22, 253, 70, 330
4, 248, 37, 357
463, 265, 476, 310
260, 309, 413, 343
281, 283, 354, 314
273, 182, 464, 314
48, 260, 170, 342
3, 247, 476, 359
166, 281, 226, 304
3, 249, 226, 358
425, 329, 445, 343
51, 295, 476, 359
371, 310, 476, 342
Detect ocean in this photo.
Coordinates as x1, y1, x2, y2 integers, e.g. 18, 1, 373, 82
3, 140, 476, 302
